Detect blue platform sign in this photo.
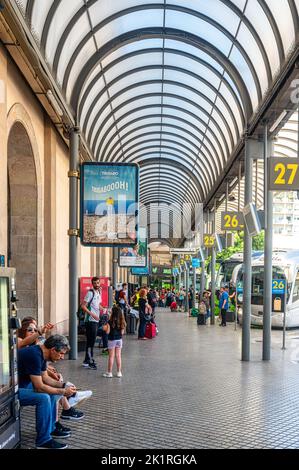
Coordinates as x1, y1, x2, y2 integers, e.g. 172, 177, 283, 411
272, 279, 286, 295
131, 267, 149, 275
236, 282, 243, 293
192, 258, 200, 268
0, 255, 5, 267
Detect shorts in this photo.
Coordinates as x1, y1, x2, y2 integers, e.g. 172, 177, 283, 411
108, 339, 123, 349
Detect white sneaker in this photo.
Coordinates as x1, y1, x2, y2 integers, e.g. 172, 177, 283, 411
103, 372, 113, 378
116, 371, 122, 378
68, 390, 92, 407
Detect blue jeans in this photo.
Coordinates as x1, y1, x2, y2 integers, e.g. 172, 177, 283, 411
138, 317, 147, 338
205, 308, 211, 323
18, 383, 61, 446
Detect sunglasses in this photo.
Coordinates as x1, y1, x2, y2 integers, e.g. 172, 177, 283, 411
27, 327, 38, 332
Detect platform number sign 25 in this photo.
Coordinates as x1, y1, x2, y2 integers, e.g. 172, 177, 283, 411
204, 235, 215, 247
268, 158, 299, 191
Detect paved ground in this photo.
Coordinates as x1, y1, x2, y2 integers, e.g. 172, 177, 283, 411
21, 308, 299, 449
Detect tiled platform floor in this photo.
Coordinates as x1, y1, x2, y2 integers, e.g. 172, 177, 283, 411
21, 309, 299, 449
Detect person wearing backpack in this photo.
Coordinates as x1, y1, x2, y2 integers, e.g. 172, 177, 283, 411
80, 277, 106, 369
178, 288, 185, 312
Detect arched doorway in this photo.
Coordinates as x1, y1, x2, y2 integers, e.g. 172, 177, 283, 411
7, 122, 38, 320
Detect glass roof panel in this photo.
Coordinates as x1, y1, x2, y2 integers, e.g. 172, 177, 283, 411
66, 38, 98, 101
92, 9, 164, 49
45, 0, 83, 68
168, 0, 240, 36
164, 39, 224, 74
215, 97, 238, 143
104, 52, 162, 83
236, 23, 268, 95
56, 12, 91, 86
111, 84, 162, 110
107, 69, 163, 98
229, 45, 259, 111
113, 96, 163, 121
165, 10, 232, 57
245, 0, 280, 76
162, 96, 211, 123
264, 0, 296, 55
79, 76, 106, 129
219, 81, 244, 133
163, 83, 213, 114
30, 1, 53, 44
164, 54, 221, 89
101, 38, 164, 69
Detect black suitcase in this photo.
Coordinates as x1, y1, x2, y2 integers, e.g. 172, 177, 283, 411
226, 310, 235, 322
126, 314, 136, 334
197, 314, 205, 325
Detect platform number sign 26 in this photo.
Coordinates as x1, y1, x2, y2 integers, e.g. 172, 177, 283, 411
221, 212, 244, 231
268, 158, 299, 191
204, 235, 215, 247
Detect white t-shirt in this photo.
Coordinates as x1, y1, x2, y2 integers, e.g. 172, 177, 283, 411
84, 289, 102, 322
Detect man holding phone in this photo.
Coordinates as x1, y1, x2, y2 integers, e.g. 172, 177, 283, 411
18, 335, 77, 449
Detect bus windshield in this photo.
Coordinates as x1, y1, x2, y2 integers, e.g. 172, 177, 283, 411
238, 265, 290, 304
216, 262, 239, 288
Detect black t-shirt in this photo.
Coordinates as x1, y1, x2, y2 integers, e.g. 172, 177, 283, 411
108, 320, 122, 340
18, 345, 47, 388
138, 297, 147, 316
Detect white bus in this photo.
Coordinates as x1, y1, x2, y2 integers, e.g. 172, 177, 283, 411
235, 250, 299, 328
216, 251, 263, 289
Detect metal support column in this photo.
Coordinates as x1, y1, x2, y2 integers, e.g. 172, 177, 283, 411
193, 264, 196, 308
263, 125, 274, 361
178, 268, 182, 289
242, 136, 253, 361
184, 267, 187, 312
112, 247, 118, 289
68, 127, 80, 360
225, 180, 229, 248
186, 264, 190, 312
211, 207, 216, 325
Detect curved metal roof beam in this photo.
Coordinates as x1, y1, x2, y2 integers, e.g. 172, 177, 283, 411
68, 28, 253, 118
130, 151, 205, 199
106, 129, 217, 175
84, 78, 238, 152
101, 117, 222, 173
96, 104, 224, 174
118, 146, 209, 197
93, 92, 232, 160
140, 182, 197, 206
48, 1, 270, 99
79, 53, 245, 130
138, 157, 203, 200
140, 169, 199, 201
109, 136, 216, 190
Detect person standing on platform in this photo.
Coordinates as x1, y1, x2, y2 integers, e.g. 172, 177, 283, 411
81, 277, 106, 370
219, 286, 229, 327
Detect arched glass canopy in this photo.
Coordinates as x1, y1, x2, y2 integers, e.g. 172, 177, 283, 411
14, 0, 298, 242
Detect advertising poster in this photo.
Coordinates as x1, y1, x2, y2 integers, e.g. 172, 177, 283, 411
119, 227, 147, 267
80, 162, 139, 246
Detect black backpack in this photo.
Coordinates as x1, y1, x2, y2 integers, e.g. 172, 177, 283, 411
77, 289, 95, 333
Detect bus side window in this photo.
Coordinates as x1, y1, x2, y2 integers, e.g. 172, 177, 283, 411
293, 271, 299, 303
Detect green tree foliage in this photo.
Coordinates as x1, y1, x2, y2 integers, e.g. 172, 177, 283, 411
205, 230, 265, 269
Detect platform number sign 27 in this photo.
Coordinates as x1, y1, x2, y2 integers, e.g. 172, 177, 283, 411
268, 158, 299, 191
203, 235, 215, 247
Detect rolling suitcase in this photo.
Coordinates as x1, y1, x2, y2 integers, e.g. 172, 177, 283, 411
126, 314, 136, 334
145, 322, 156, 339
197, 314, 205, 325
